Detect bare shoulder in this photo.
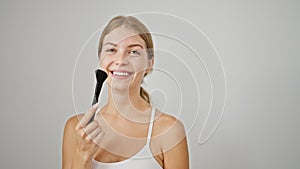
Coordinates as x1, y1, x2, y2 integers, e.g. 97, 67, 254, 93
62, 114, 84, 169
153, 109, 185, 136
63, 114, 85, 142
64, 114, 84, 131
151, 110, 189, 168
151, 109, 186, 152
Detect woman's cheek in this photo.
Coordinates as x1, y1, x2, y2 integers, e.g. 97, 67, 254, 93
132, 58, 150, 73
99, 56, 114, 73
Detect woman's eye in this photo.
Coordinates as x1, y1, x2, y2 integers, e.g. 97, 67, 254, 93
129, 50, 141, 56
105, 48, 116, 53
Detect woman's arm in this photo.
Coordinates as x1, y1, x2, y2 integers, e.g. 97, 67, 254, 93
63, 115, 92, 169
62, 104, 104, 169
62, 115, 79, 169
153, 114, 189, 169
163, 136, 189, 169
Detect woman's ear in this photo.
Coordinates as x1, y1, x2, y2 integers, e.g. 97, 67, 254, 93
146, 57, 154, 73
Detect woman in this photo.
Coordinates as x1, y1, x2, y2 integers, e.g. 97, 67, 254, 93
62, 15, 189, 169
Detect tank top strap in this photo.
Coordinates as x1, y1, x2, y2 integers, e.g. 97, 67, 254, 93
146, 107, 156, 143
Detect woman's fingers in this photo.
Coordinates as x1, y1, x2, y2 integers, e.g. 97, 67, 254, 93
75, 103, 99, 130
78, 120, 103, 144
87, 126, 102, 142
84, 121, 100, 135
83, 124, 104, 148
73, 105, 104, 157
94, 131, 105, 144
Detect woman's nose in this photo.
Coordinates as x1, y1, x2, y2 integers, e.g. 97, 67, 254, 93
114, 51, 129, 66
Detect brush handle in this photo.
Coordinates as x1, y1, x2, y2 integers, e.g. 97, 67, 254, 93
92, 82, 103, 105
88, 69, 107, 124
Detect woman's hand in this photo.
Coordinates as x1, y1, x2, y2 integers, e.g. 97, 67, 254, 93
73, 103, 105, 167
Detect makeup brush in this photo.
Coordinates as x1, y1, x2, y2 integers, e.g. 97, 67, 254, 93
88, 69, 108, 124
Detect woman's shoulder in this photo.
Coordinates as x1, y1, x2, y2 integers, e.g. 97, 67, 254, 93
152, 109, 186, 140
153, 109, 185, 134
151, 109, 187, 153
64, 113, 84, 131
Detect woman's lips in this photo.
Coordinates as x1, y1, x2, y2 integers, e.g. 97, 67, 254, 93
110, 70, 133, 79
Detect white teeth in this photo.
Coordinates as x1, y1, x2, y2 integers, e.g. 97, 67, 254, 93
113, 71, 130, 76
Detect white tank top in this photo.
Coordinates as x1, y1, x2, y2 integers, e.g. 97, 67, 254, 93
92, 107, 162, 169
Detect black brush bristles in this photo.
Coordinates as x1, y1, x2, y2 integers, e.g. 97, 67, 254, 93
88, 69, 108, 124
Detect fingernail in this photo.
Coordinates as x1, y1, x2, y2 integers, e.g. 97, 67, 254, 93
92, 102, 99, 109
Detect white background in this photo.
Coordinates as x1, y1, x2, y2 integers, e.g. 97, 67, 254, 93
0, 0, 299, 168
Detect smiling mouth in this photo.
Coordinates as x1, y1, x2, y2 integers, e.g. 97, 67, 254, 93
111, 70, 133, 78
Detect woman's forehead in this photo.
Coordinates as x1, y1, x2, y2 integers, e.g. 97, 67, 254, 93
103, 27, 146, 47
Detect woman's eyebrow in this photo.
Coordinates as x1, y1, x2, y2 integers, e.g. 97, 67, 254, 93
128, 44, 144, 49
104, 42, 117, 46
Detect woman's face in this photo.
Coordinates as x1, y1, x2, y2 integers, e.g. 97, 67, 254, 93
99, 26, 153, 91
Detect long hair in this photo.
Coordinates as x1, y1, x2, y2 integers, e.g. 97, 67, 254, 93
98, 16, 154, 103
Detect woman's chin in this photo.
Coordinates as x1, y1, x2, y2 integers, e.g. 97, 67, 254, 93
110, 85, 130, 93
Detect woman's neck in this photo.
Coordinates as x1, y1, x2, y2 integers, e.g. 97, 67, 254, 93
103, 87, 152, 122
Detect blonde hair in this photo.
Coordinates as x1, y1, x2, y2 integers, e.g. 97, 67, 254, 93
98, 16, 154, 103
